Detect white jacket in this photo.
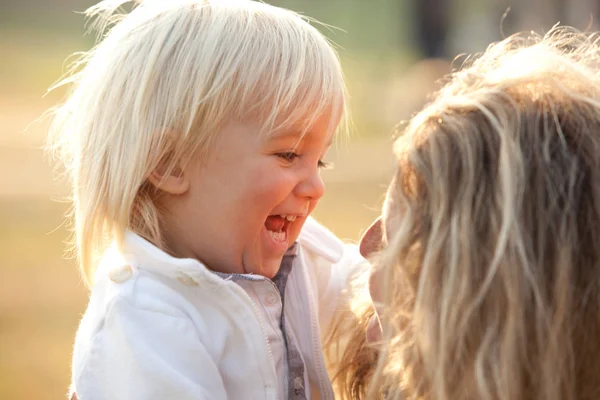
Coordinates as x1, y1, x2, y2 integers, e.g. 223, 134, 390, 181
71, 217, 365, 400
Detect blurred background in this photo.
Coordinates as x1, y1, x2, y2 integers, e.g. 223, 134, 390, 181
2, 0, 600, 398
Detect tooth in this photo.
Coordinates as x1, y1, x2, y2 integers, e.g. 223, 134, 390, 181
267, 230, 286, 242
286, 215, 295, 221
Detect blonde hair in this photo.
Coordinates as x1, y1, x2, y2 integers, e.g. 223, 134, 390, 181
335, 27, 600, 400
48, 0, 347, 285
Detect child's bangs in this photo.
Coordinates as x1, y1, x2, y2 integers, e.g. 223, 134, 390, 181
225, 18, 347, 139
258, 66, 346, 139
256, 71, 347, 140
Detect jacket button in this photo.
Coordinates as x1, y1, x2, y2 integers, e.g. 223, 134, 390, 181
265, 292, 277, 305
177, 273, 199, 287
109, 265, 133, 283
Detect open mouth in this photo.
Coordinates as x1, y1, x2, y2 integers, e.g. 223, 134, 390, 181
264, 214, 297, 244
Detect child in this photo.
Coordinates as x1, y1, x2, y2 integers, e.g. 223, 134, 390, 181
48, 1, 365, 399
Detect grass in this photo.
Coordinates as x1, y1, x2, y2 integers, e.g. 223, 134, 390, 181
0, 197, 87, 400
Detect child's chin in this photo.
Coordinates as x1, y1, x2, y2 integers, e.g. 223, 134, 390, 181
262, 257, 284, 279
243, 257, 283, 279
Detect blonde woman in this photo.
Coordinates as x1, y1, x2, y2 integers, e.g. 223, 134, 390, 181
335, 27, 600, 400
49, 0, 366, 399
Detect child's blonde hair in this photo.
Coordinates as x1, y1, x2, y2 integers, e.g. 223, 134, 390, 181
334, 27, 600, 400
48, 0, 347, 285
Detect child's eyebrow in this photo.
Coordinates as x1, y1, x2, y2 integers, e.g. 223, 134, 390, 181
270, 131, 302, 141
270, 130, 333, 146
267, 131, 305, 147
268, 129, 334, 151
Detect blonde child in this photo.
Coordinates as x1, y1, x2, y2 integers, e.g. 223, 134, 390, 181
49, 1, 365, 399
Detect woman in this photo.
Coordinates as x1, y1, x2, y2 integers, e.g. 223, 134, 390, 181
334, 27, 600, 400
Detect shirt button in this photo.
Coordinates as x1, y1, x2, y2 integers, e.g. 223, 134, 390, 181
109, 265, 133, 283
265, 292, 278, 305
177, 273, 199, 287
293, 377, 304, 390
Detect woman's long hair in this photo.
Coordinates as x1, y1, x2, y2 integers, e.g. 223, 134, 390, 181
333, 27, 600, 400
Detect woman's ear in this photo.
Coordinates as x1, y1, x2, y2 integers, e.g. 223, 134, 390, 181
147, 162, 190, 195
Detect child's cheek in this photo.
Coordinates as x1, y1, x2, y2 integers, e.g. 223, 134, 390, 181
268, 170, 302, 198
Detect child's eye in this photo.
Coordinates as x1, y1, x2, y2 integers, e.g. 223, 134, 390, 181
276, 152, 299, 162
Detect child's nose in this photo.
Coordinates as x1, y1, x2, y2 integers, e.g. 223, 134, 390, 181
295, 169, 325, 200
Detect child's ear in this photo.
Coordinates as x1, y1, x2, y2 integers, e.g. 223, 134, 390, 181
147, 162, 190, 195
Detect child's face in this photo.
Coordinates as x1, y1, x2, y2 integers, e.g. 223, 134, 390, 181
164, 108, 339, 278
